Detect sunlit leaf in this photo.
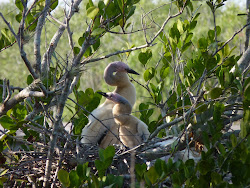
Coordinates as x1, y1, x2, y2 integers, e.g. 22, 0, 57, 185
87, 6, 99, 20
144, 67, 155, 82
138, 49, 152, 65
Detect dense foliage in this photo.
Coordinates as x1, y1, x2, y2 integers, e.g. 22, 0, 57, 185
0, 0, 249, 187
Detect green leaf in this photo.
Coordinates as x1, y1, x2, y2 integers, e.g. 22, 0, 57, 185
217, 143, 226, 156
154, 159, 166, 177
192, 12, 200, 21
144, 67, 156, 82
94, 160, 105, 177
27, 74, 34, 85
73, 47, 80, 55
208, 29, 215, 41
95, 146, 115, 177
189, 20, 197, 30
216, 26, 221, 36
182, 41, 192, 52
195, 102, 208, 114
218, 68, 230, 88
198, 37, 208, 50
202, 131, 210, 149
198, 160, 211, 175
177, 19, 183, 33
184, 159, 195, 178
88, 0, 94, 7
170, 23, 180, 41
78, 36, 85, 46
209, 87, 222, 99
69, 170, 80, 187
15, 0, 23, 11
13, 104, 27, 120
162, 52, 172, 65
211, 172, 222, 184
103, 174, 124, 188
138, 49, 152, 65
127, 6, 136, 20
135, 163, 147, 181
160, 66, 170, 79
244, 81, 250, 101
145, 166, 159, 184
223, 43, 230, 57
87, 6, 99, 20
58, 169, 70, 187
206, 1, 214, 11
92, 28, 105, 36
98, 1, 105, 11
103, 146, 115, 160
84, 47, 92, 57
50, 0, 58, 10
116, 0, 123, 11
230, 134, 237, 147
213, 102, 225, 124
0, 115, 17, 130
76, 162, 90, 180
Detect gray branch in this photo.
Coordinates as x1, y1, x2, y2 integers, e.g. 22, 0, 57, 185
41, 0, 83, 76
0, 80, 46, 117
34, 0, 51, 75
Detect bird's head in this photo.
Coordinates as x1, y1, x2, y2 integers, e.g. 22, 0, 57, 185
110, 61, 140, 75
97, 92, 129, 105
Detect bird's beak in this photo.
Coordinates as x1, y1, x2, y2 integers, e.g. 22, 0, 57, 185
126, 68, 140, 75
97, 91, 108, 97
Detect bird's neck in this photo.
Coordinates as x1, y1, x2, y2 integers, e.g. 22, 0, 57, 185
113, 103, 132, 125
104, 65, 136, 107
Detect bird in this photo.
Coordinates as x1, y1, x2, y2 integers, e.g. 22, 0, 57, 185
98, 92, 150, 148
81, 61, 139, 147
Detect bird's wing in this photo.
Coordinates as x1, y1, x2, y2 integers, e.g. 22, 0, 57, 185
137, 120, 150, 142
81, 103, 114, 145
98, 123, 120, 148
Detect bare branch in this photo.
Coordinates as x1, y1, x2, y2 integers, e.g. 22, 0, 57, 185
41, 0, 83, 75
34, 0, 51, 75
0, 80, 55, 117
213, 23, 250, 56
83, 1, 186, 64
149, 116, 184, 139
0, 13, 18, 42
83, 43, 154, 64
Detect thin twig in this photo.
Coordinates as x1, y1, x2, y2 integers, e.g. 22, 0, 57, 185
213, 23, 250, 56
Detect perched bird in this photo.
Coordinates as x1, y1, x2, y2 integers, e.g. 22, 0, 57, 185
81, 61, 139, 147
98, 92, 150, 148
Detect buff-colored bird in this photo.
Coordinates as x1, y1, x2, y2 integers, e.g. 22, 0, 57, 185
98, 92, 150, 148
81, 61, 139, 147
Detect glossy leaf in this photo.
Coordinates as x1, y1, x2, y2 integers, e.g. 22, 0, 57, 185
144, 67, 155, 82
87, 6, 99, 20
69, 170, 80, 187
0, 115, 17, 130
58, 169, 70, 187
15, 0, 23, 11
138, 49, 152, 65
